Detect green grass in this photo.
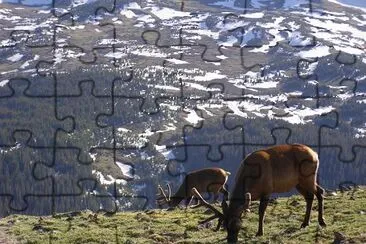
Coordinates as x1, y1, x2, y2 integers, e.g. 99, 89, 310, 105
0, 187, 365, 243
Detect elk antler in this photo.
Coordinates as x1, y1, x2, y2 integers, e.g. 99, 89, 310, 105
167, 183, 172, 201
191, 187, 225, 231
156, 185, 169, 206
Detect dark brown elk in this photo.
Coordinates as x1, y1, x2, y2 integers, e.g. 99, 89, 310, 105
192, 144, 326, 243
156, 167, 231, 209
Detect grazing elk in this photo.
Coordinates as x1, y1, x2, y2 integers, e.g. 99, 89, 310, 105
192, 144, 326, 243
156, 167, 230, 209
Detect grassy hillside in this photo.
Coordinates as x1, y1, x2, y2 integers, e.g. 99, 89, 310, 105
0, 187, 365, 244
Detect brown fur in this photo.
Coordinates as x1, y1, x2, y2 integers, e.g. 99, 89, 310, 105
193, 144, 326, 243
157, 167, 230, 208
234, 144, 319, 199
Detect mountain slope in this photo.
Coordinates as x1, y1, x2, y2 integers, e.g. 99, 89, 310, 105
0, 0, 365, 215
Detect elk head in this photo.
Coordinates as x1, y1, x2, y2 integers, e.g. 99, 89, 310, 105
192, 188, 250, 243
156, 168, 231, 209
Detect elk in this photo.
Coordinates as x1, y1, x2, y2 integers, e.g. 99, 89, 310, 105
192, 144, 326, 243
156, 167, 231, 209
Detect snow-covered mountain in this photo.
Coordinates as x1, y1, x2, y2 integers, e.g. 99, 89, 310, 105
0, 0, 365, 214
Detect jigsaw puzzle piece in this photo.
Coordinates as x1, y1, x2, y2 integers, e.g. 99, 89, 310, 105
223, 109, 289, 149
141, 28, 183, 56
0, 6, 30, 49
56, 66, 133, 97
319, 110, 366, 163
223, 109, 335, 157
165, 139, 243, 185
90, 148, 135, 183
318, 146, 366, 188
315, 77, 366, 162
32, 144, 144, 213
97, 96, 146, 131
88, 148, 149, 212
276, 53, 355, 116
137, 27, 188, 70
335, 50, 357, 65
218, 12, 279, 76
219, 45, 265, 77
51, 178, 98, 214
174, 108, 243, 162
0, 29, 30, 52
0, 78, 73, 146
56, 22, 123, 66
95, 75, 174, 149
0, 131, 54, 215
32, 148, 95, 196
113, 67, 182, 114
56, 80, 114, 163
24, 22, 123, 73
178, 71, 245, 104
179, 12, 224, 64
0, 6, 56, 50
0, 31, 54, 80
52, 0, 119, 25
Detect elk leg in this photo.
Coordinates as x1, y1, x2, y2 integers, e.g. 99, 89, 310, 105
296, 185, 314, 228
220, 187, 229, 202
215, 218, 223, 231
315, 185, 326, 227
213, 193, 220, 204
256, 195, 269, 236
244, 192, 251, 211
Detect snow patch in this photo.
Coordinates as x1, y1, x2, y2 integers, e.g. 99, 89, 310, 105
72, 0, 97, 8
115, 161, 134, 179
92, 170, 127, 185
289, 32, 314, 46
355, 127, 366, 138
155, 145, 175, 160
242, 12, 264, 19
131, 48, 167, 58
155, 85, 180, 91
193, 72, 227, 81
120, 9, 137, 19
245, 81, 278, 89
297, 46, 330, 58
117, 127, 131, 132
20, 60, 31, 69
166, 58, 188, 64
150, 7, 191, 20
0, 80, 9, 87
184, 109, 204, 125
184, 82, 221, 92
105, 51, 126, 59
7, 53, 23, 62
278, 106, 335, 124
